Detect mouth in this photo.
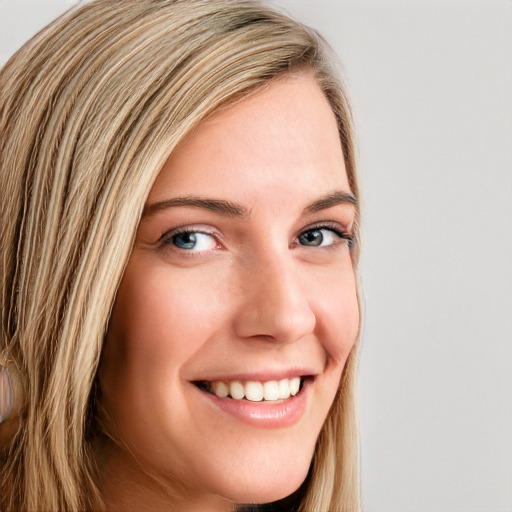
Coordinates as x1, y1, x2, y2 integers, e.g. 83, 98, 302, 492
193, 376, 310, 402
191, 374, 315, 428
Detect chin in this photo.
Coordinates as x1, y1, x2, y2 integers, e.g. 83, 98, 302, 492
229, 478, 307, 507
210, 451, 312, 506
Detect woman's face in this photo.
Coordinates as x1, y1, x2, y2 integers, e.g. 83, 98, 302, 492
99, 73, 359, 510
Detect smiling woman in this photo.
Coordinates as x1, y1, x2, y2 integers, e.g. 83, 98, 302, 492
0, 1, 361, 511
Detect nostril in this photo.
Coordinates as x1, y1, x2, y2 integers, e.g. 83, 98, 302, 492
231, 257, 317, 343
233, 293, 316, 344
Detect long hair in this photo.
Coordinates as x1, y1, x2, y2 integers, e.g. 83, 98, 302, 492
0, 1, 361, 510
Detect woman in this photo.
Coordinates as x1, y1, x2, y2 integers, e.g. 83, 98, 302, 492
0, 1, 361, 510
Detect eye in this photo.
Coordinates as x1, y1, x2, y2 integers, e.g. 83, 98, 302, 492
166, 229, 218, 252
298, 226, 352, 248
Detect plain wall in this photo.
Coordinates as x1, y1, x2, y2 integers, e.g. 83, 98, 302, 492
1, 1, 511, 511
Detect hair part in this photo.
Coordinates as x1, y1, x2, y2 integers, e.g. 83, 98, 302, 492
0, 1, 361, 510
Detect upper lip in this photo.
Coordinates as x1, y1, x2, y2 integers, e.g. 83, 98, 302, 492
191, 367, 320, 382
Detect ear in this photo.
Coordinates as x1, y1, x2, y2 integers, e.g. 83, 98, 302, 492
0, 362, 20, 450
0, 364, 13, 422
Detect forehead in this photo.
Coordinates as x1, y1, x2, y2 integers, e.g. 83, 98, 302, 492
148, 73, 350, 207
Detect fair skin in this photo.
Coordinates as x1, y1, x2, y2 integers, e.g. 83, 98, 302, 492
98, 72, 359, 511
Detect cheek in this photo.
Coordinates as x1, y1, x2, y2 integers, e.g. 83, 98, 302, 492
109, 265, 226, 365
99, 264, 226, 428
315, 265, 359, 364
98, 262, 232, 449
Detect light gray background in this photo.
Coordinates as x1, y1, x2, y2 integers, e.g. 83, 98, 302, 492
1, 1, 511, 511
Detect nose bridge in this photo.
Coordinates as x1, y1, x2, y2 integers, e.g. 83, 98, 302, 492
233, 247, 316, 343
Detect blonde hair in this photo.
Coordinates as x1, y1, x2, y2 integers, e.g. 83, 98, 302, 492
0, 1, 361, 510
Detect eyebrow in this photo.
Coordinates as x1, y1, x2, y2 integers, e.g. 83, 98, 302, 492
143, 190, 357, 219
301, 191, 357, 215
143, 196, 249, 218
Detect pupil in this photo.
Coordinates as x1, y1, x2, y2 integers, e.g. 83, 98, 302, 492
173, 232, 197, 249
300, 230, 323, 246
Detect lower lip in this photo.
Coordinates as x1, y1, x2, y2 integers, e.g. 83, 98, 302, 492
196, 379, 312, 429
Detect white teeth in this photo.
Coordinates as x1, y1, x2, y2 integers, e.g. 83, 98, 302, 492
212, 381, 229, 398
263, 381, 280, 401
206, 377, 304, 402
245, 381, 264, 401
289, 377, 301, 396
278, 378, 290, 399
229, 381, 245, 400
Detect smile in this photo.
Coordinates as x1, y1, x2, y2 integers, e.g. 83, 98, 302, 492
193, 375, 313, 428
195, 377, 306, 402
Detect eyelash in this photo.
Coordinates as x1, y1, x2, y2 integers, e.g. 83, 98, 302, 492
300, 222, 354, 249
161, 222, 353, 254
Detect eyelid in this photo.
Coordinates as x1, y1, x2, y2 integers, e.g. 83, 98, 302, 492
297, 220, 354, 248
299, 220, 352, 237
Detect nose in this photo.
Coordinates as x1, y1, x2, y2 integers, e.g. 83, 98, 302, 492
232, 252, 316, 344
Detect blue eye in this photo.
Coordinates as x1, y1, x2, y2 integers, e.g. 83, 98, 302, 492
298, 227, 352, 248
169, 230, 217, 251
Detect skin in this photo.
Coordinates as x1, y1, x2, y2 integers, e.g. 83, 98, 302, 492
98, 72, 359, 511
